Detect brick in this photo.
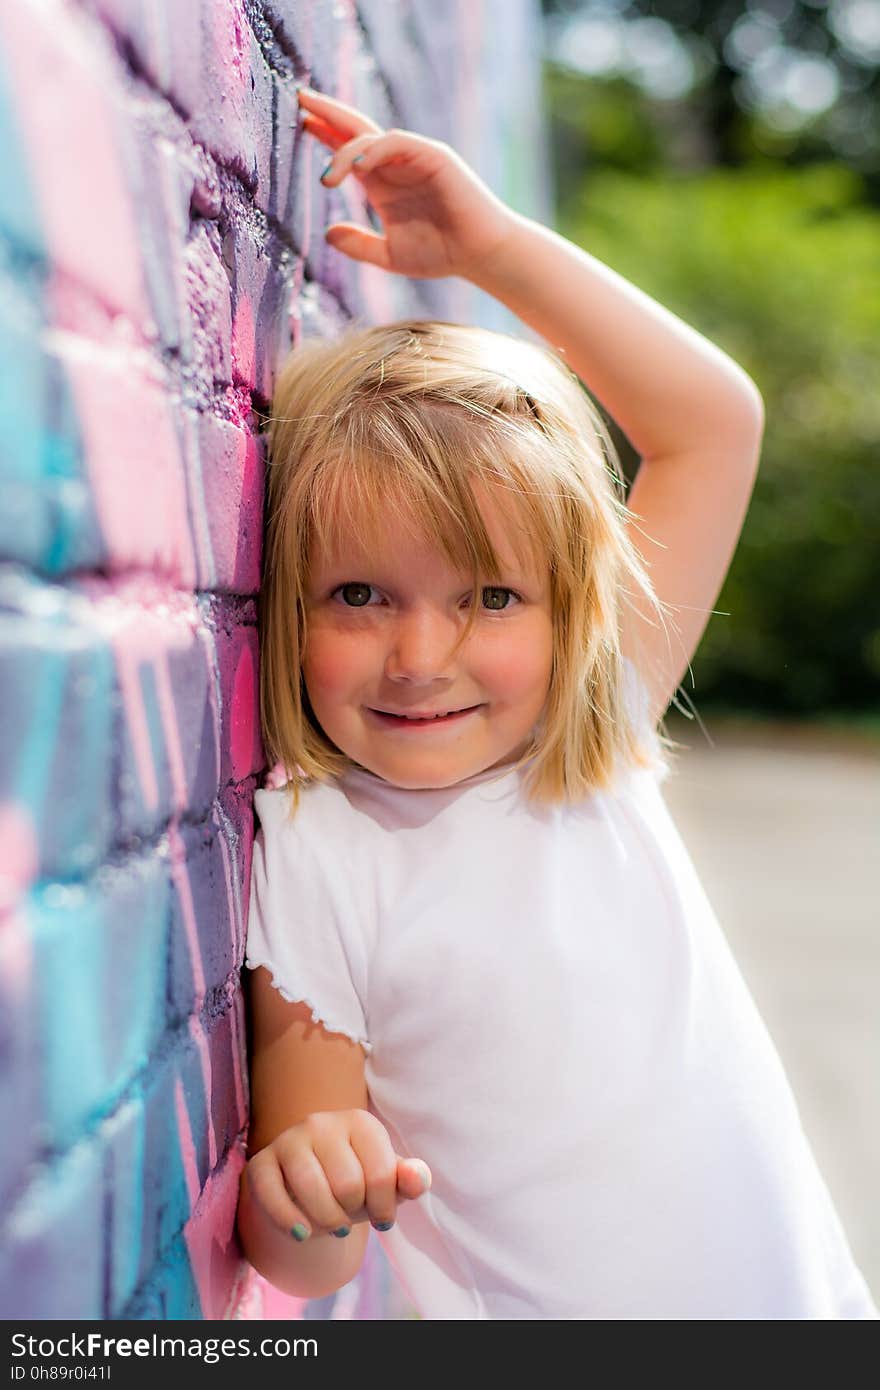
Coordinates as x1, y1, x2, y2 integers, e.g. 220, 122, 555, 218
0, 575, 222, 862
28, 851, 169, 1150
92, 1, 201, 123
182, 224, 233, 387
167, 820, 239, 1020
355, 0, 434, 128
123, 1239, 202, 1312
179, 1146, 249, 1319
57, 345, 198, 587
107, 590, 219, 841
213, 617, 263, 787
256, 253, 300, 402
0, 1140, 104, 1318
0, 67, 44, 256
0, 281, 103, 576
106, 1016, 247, 1317
138, 1039, 204, 1290
267, 74, 299, 228
126, 116, 187, 355
114, 0, 274, 198
220, 215, 294, 400
119, 1281, 165, 1320
101, 1092, 146, 1315
197, 4, 272, 200
0, 573, 116, 882
0, 2, 150, 331
262, 0, 346, 91
0, 914, 41, 1209
207, 1002, 249, 1161
195, 415, 263, 595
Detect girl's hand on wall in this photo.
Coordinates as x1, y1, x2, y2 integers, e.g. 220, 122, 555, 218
297, 86, 518, 281
245, 1107, 432, 1240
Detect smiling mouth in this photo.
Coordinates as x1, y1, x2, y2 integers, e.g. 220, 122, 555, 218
368, 705, 483, 727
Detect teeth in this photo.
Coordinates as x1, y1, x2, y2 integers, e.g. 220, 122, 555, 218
377, 708, 469, 720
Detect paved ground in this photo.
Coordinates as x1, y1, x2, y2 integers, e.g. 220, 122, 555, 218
661, 713, 880, 1308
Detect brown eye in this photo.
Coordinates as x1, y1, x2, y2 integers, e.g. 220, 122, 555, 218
332, 583, 375, 608
467, 586, 521, 612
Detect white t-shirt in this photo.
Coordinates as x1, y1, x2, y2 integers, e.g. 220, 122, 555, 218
245, 660, 878, 1320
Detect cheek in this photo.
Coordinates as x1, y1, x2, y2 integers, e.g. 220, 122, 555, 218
479, 623, 553, 697
301, 628, 367, 699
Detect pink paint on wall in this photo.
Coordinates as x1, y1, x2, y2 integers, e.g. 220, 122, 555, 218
63, 351, 197, 586
0, 804, 40, 924
177, 1086, 249, 1318
1, 0, 530, 1323
231, 295, 257, 392
197, 421, 263, 595
86, 580, 203, 819
229, 637, 259, 784
114, 636, 162, 816
0, 2, 149, 329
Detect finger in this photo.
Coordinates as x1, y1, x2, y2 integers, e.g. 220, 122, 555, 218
345, 1112, 402, 1230
317, 131, 386, 186
296, 85, 383, 137
318, 129, 441, 191
245, 1151, 317, 1243
324, 222, 391, 271
300, 112, 346, 151
396, 1157, 432, 1200
309, 1130, 371, 1232
276, 1146, 356, 1237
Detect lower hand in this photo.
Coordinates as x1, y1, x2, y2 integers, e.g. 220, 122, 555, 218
244, 1108, 432, 1241
297, 85, 519, 281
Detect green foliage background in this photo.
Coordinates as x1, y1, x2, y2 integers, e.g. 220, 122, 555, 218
548, 72, 880, 717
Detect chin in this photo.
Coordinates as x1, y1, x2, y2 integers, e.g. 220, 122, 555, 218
386, 764, 471, 790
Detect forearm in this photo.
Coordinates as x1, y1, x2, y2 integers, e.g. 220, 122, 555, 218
470, 212, 763, 461
236, 1165, 367, 1299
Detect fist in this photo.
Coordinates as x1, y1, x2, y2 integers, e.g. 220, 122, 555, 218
244, 1108, 432, 1241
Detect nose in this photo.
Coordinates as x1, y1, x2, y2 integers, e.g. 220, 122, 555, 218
383, 604, 461, 683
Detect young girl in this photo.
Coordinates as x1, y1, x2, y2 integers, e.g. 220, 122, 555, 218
236, 87, 878, 1320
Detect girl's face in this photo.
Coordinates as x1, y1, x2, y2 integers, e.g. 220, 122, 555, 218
301, 484, 554, 789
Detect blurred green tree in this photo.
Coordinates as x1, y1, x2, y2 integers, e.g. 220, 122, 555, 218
542, 0, 880, 198
557, 160, 880, 713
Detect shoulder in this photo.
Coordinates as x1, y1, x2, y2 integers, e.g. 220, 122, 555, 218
254, 778, 354, 835
252, 781, 374, 908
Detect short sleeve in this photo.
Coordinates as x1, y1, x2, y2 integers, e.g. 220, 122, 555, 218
245, 787, 372, 1053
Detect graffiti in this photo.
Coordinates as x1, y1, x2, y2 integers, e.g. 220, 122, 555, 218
0, 0, 544, 1319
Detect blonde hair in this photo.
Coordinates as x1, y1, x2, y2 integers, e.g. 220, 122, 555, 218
260, 318, 680, 815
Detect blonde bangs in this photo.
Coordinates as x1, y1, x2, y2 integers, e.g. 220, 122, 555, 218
305, 406, 557, 588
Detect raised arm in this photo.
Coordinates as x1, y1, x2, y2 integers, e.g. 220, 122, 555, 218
469, 215, 765, 724
468, 214, 763, 464
298, 86, 766, 724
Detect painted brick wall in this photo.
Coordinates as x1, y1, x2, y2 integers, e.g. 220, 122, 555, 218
0, 0, 549, 1320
